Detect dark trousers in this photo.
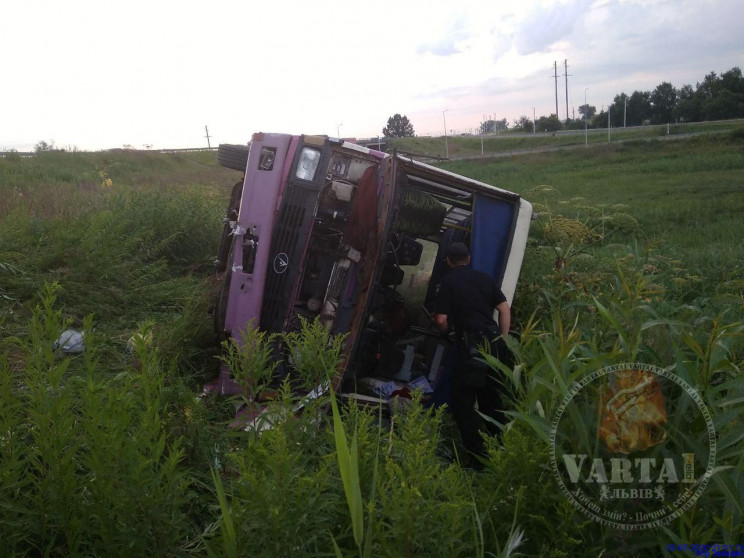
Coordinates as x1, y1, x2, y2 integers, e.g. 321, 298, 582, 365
451, 337, 512, 464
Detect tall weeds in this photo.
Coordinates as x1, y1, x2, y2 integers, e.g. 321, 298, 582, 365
486, 190, 744, 550
2, 147, 742, 555
0, 284, 197, 555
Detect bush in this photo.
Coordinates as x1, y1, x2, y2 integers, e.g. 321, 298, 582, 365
0, 285, 196, 556
475, 426, 597, 557
210, 385, 341, 556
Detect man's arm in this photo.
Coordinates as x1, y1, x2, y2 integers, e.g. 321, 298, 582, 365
496, 301, 510, 337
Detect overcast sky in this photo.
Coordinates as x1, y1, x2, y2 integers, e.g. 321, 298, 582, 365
2, 0, 742, 151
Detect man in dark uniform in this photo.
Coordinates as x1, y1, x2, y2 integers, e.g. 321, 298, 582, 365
432, 242, 512, 465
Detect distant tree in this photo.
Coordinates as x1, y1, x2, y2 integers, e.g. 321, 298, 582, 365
674, 84, 702, 122
650, 82, 677, 124
678, 84, 695, 101
536, 114, 562, 133
591, 109, 607, 129
697, 71, 721, 101
626, 90, 652, 126
703, 89, 744, 120
578, 104, 596, 121
610, 93, 628, 127
594, 66, 743, 127
701, 67, 744, 120
480, 118, 507, 134
34, 140, 56, 152
382, 114, 415, 138
720, 66, 744, 96
513, 115, 534, 133
565, 118, 586, 130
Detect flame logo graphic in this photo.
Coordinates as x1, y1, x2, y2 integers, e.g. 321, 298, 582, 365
599, 369, 667, 454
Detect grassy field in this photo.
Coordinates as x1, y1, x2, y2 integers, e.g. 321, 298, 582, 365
1, 131, 742, 556
1, 149, 236, 356
442, 130, 744, 303
390, 119, 744, 161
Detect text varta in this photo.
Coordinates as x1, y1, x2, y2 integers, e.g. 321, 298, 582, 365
562, 454, 696, 483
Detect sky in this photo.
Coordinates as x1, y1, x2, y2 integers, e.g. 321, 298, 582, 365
1, 0, 742, 151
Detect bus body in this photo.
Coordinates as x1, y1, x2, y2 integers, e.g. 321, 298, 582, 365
208, 133, 532, 404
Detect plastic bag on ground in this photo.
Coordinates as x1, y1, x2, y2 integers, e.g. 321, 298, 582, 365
53, 329, 85, 353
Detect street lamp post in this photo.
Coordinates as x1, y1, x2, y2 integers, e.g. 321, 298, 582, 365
337, 123, 343, 139
584, 89, 588, 147
624, 97, 627, 128
442, 110, 449, 159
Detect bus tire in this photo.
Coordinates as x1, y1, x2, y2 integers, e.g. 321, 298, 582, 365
217, 143, 250, 171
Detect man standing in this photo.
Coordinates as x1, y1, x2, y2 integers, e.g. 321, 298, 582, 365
433, 242, 512, 466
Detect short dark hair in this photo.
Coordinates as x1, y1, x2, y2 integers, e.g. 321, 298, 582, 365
446, 242, 470, 263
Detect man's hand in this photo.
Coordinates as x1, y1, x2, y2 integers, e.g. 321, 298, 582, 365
433, 313, 449, 333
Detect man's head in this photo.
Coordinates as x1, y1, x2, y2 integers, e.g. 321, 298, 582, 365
445, 242, 470, 267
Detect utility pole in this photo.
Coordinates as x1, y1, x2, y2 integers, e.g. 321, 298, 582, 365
553, 61, 559, 118
532, 107, 536, 135
204, 125, 212, 149
442, 109, 449, 159
564, 59, 571, 123
608, 105, 611, 142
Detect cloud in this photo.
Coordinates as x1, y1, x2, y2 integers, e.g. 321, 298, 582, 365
513, 1, 593, 55
561, 0, 744, 95
416, 15, 470, 56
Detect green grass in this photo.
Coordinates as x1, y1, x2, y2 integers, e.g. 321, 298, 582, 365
1, 135, 742, 555
389, 118, 744, 160
0, 149, 237, 381
0, 149, 235, 218
440, 132, 744, 307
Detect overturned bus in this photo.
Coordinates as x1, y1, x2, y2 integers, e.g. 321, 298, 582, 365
207, 133, 532, 407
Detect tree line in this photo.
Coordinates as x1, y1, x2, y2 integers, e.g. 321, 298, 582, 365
381, 67, 743, 137
515, 66, 744, 133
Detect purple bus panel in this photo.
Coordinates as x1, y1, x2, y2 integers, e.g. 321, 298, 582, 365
223, 133, 297, 338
